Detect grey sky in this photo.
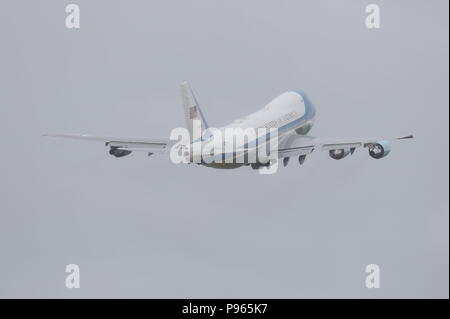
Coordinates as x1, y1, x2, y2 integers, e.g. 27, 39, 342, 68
0, 0, 448, 298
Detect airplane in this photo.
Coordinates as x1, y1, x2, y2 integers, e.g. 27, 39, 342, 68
45, 81, 413, 170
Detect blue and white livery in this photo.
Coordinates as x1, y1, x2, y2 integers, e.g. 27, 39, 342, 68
45, 81, 413, 170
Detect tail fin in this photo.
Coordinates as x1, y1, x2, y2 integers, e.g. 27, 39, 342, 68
180, 81, 209, 137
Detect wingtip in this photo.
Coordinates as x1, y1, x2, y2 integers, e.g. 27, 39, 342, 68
397, 134, 414, 140
42, 133, 59, 138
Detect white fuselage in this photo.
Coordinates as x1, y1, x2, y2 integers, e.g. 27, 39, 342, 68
192, 90, 316, 168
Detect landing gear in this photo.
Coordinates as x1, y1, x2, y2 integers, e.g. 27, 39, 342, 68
298, 155, 306, 165
282, 155, 306, 167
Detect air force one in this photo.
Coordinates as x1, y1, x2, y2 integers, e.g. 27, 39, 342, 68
45, 81, 413, 169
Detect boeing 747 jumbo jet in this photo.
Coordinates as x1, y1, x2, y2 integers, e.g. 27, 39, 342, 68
45, 82, 413, 170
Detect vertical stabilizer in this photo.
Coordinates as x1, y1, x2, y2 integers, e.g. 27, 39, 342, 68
180, 81, 209, 137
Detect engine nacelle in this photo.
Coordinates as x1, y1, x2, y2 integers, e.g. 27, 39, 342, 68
329, 148, 350, 160
109, 146, 132, 158
368, 141, 391, 159
250, 162, 271, 169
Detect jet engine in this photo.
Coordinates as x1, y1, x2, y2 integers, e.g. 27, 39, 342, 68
250, 162, 271, 169
329, 149, 350, 160
109, 146, 132, 158
368, 141, 391, 159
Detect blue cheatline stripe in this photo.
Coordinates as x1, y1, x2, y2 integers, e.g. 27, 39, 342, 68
196, 90, 316, 162
195, 100, 209, 129
190, 87, 208, 130
210, 115, 307, 161
189, 89, 209, 143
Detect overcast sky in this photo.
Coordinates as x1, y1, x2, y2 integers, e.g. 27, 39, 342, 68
0, 0, 448, 298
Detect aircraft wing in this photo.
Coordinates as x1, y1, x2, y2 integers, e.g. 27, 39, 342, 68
44, 133, 174, 156
278, 134, 413, 158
